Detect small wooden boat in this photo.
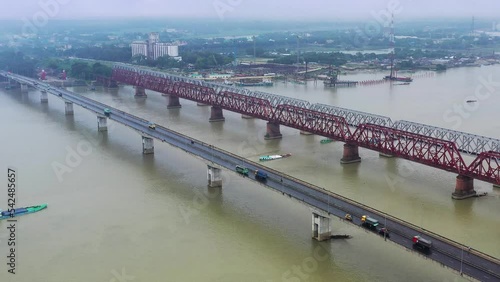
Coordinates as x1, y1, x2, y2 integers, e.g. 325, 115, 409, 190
320, 139, 333, 144
0, 204, 47, 220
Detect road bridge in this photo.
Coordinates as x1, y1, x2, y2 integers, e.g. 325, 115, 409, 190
2, 71, 500, 281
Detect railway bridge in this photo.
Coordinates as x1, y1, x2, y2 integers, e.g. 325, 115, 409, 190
109, 64, 500, 200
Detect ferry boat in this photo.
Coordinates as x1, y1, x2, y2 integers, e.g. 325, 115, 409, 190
235, 79, 273, 87
259, 153, 291, 162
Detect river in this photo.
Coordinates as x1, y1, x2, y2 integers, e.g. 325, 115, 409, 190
1, 65, 499, 282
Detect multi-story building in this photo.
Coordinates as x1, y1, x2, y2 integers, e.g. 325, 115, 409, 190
131, 41, 148, 58
131, 32, 181, 61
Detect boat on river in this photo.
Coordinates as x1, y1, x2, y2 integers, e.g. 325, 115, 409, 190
0, 204, 47, 220
259, 153, 291, 162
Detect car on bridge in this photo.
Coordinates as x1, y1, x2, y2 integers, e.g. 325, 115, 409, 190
361, 215, 379, 231
104, 108, 111, 117
148, 122, 156, 130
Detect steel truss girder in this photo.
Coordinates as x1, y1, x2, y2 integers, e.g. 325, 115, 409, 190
111, 64, 500, 186
311, 103, 393, 127
274, 104, 351, 141
352, 124, 467, 173
113, 64, 311, 108
468, 151, 500, 185
392, 120, 500, 155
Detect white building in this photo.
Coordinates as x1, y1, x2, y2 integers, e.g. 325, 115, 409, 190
131, 32, 181, 61
131, 41, 148, 58
167, 45, 179, 57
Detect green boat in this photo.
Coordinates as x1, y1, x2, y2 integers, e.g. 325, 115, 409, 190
235, 165, 249, 176
0, 204, 47, 220
320, 139, 333, 144
259, 153, 291, 162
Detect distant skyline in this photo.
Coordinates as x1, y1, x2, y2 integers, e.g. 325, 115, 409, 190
2, 0, 500, 21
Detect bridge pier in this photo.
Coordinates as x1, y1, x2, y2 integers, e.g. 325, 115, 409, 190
312, 211, 331, 241
452, 175, 476, 200
40, 91, 48, 103
97, 116, 107, 132
209, 106, 225, 122
20, 83, 28, 92
340, 143, 361, 164
207, 165, 222, 188
494, 184, 500, 189
167, 95, 181, 109
265, 122, 282, 140
64, 101, 74, 115
142, 136, 154, 154
241, 114, 254, 119
134, 86, 147, 97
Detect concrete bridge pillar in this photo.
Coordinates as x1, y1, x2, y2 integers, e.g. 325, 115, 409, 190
452, 175, 476, 200
142, 136, 154, 154
167, 95, 181, 109
207, 165, 222, 188
40, 91, 48, 103
64, 101, 74, 115
209, 106, 225, 122
241, 114, 254, 119
312, 211, 331, 241
135, 86, 147, 97
20, 83, 28, 92
97, 116, 107, 132
265, 122, 282, 140
340, 143, 361, 164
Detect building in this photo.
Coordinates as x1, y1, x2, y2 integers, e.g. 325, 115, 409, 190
131, 41, 148, 58
131, 32, 181, 60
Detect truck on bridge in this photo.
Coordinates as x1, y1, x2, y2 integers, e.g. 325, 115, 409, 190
235, 165, 249, 176
361, 215, 379, 230
413, 235, 432, 253
254, 170, 268, 182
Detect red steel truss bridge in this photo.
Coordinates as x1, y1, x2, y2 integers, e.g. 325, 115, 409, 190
111, 64, 500, 198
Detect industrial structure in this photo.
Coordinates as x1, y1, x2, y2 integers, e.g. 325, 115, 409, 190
131, 32, 181, 61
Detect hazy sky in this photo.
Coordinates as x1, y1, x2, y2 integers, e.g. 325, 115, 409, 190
2, 0, 500, 21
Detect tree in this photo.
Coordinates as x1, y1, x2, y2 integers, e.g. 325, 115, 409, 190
70, 62, 91, 80
92, 63, 112, 77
